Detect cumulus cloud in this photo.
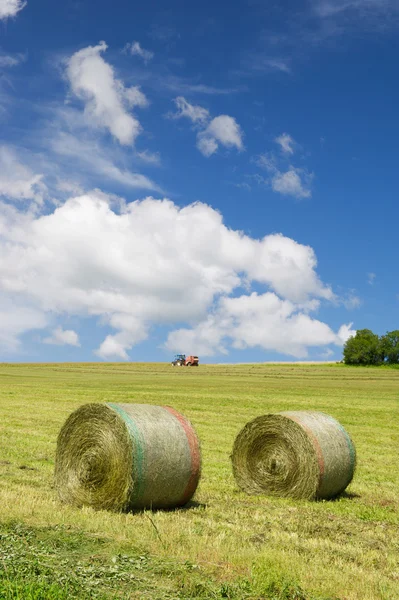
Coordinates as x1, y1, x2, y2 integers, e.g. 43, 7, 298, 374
256, 151, 313, 199
198, 115, 244, 156
271, 168, 312, 199
66, 41, 148, 145
43, 327, 80, 346
166, 292, 354, 358
0, 146, 46, 203
0, 192, 349, 359
170, 96, 210, 125
196, 135, 219, 157
275, 133, 295, 155
96, 316, 147, 359
170, 97, 244, 157
96, 336, 129, 360
336, 323, 356, 344
0, 0, 26, 20
0, 299, 47, 353
124, 41, 154, 64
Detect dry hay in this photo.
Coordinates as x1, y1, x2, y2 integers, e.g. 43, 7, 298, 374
54, 403, 201, 511
231, 411, 356, 500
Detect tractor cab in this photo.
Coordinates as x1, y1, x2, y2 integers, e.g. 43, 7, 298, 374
172, 354, 186, 366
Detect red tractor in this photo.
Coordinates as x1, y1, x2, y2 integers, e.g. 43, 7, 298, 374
171, 354, 199, 367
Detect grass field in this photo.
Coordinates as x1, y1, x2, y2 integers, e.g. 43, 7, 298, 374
0, 362, 398, 600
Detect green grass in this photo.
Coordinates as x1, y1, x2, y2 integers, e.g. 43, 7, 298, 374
0, 362, 398, 599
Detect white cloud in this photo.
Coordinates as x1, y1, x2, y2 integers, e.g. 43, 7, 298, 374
271, 168, 312, 199
0, 52, 25, 67
336, 323, 356, 344
256, 151, 313, 199
234, 182, 251, 191
313, 0, 394, 17
263, 58, 291, 73
123, 86, 148, 109
164, 78, 241, 96
320, 348, 334, 358
367, 272, 376, 285
0, 146, 46, 203
196, 135, 218, 157
170, 97, 243, 157
51, 131, 161, 192
96, 315, 147, 360
166, 292, 353, 358
136, 150, 161, 166
0, 192, 344, 358
255, 153, 276, 171
166, 313, 228, 357
66, 41, 147, 145
37, 106, 161, 193
0, 299, 47, 353
275, 133, 295, 155
199, 115, 244, 156
246, 56, 292, 74
0, 0, 26, 20
124, 41, 154, 64
314, 0, 361, 16
56, 179, 84, 196
170, 96, 210, 125
43, 327, 80, 346
96, 336, 129, 360
341, 293, 361, 309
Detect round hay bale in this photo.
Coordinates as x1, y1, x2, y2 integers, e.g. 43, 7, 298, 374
54, 403, 201, 511
231, 411, 356, 500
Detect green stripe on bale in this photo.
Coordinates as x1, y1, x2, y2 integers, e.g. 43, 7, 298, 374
107, 403, 145, 505
231, 411, 356, 500
54, 403, 201, 511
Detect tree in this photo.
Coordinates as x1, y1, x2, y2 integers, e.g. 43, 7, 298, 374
380, 330, 399, 365
343, 329, 384, 365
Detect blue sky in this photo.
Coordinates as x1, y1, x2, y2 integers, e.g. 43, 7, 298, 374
0, 0, 397, 363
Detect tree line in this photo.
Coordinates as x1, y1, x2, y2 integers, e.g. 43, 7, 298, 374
343, 329, 399, 365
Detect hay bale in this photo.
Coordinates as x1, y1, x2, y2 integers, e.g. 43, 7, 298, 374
231, 411, 356, 500
54, 403, 201, 511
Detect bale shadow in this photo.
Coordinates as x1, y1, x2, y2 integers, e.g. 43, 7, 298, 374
173, 499, 207, 511
320, 490, 361, 502
129, 500, 207, 515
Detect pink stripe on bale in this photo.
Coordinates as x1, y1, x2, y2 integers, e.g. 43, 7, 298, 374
163, 406, 201, 505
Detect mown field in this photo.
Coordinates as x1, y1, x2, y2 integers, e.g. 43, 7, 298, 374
0, 362, 398, 600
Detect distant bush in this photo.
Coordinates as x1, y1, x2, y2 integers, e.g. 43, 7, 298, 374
380, 330, 399, 365
343, 328, 399, 365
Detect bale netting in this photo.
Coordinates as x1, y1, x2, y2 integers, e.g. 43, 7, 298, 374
231, 411, 356, 500
54, 403, 201, 512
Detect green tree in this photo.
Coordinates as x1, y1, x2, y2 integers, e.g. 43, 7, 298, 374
380, 330, 399, 364
343, 329, 384, 365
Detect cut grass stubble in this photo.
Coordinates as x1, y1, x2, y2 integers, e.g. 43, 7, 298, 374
0, 362, 398, 599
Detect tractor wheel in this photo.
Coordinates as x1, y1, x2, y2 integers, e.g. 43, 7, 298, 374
176, 361, 182, 366
186, 362, 192, 366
